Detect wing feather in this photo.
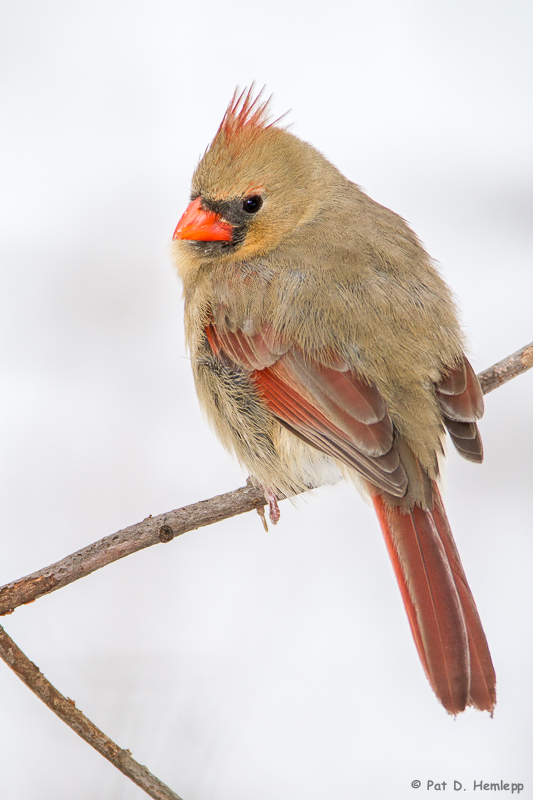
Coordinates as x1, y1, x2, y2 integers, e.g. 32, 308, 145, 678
206, 321, 408, 496
436, 358, 484, 463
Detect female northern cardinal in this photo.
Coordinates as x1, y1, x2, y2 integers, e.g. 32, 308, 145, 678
171, 87, 496, 715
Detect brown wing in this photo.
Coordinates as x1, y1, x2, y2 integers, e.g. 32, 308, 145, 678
435, 358, 484, 463
206, 322, 407, 497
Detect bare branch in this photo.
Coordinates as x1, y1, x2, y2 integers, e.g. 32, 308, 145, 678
0, 483, 267, 616
0, 624, 183, 800
1, 341, 532, 618
477, 341, 533, 395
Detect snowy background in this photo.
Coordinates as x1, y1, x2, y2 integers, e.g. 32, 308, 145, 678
1, 1, 532, 798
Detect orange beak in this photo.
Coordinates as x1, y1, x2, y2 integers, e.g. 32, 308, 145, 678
173, 197, 233, 242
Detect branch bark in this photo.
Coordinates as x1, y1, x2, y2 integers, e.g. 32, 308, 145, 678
0, 625, 183, 800
0, 340, 531, 619
0, 483, 267, 616
477, 341, 533, 395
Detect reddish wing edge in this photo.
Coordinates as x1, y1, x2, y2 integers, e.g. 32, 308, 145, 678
436, 358, 484, 463
206, 322, 408, 496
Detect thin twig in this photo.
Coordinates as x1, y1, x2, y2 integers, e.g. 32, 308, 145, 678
0, 625, 183, 800
477, 341, 533, 395
1, 341, 532, 619
0, 483, 267, 616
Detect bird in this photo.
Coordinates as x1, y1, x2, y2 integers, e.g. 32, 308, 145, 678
171, 86, 496, 715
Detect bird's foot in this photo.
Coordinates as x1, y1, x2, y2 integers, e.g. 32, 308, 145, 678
247, 477, 280, 529
265, 489, 280, 525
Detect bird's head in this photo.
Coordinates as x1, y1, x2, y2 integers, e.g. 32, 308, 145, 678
172, 87, 339, 280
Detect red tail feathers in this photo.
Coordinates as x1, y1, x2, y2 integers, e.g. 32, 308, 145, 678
373, 488, 496, 714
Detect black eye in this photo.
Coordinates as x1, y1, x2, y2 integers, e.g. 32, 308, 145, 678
242, 195, 263, 214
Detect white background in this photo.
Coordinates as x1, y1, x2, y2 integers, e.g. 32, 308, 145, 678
1, 1, 532, 798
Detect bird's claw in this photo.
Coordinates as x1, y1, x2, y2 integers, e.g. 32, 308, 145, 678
265, 489, 280, 525
257, 505, 269, 532
255, 489, 280, 530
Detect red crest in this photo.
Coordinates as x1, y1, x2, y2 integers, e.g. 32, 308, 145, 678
216, 85, 285, 143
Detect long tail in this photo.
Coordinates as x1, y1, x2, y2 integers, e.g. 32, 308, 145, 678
372, 487, 496, 714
